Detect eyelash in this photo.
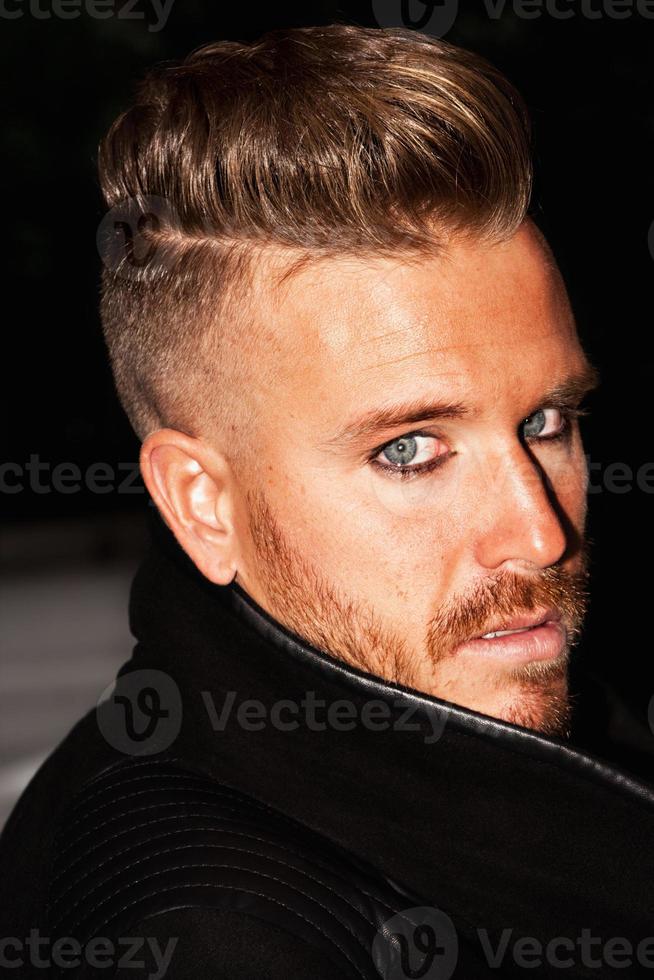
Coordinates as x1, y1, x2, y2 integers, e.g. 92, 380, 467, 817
368, 406, 590, 482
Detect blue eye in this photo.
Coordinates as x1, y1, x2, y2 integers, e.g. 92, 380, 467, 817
522, 408, 568, 441
371, 432, 451, 481
381, 436, 419, 466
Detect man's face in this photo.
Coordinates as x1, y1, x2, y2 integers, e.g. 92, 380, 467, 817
229, 220, 595, 736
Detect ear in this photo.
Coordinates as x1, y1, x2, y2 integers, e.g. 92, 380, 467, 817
140, 428, 240, 586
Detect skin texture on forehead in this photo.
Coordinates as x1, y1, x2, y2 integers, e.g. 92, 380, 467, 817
142, 218, 594, 735
247, 222, 579, 431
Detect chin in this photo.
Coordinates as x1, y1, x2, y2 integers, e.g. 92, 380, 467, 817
494, 676, 572, 738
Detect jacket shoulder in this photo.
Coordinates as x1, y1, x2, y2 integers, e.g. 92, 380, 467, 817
46, 758, 413, 979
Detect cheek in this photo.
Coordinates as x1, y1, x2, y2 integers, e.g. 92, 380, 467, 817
296, 470, 464, 601
321, 512, 452, 630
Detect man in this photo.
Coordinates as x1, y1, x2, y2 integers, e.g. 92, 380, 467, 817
1, 24, 652, 979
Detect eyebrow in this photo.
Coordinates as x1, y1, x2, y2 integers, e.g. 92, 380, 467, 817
323, 361, 601, 450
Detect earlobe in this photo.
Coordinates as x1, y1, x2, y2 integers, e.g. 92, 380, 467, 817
140, 428, 241, 587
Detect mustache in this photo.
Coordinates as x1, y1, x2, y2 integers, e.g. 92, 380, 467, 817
426, 551, 590, 656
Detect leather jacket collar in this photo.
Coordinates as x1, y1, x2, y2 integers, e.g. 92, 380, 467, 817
123, 504, 654, 947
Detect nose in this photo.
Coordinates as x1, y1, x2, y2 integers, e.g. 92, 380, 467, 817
473, 443, 568, 572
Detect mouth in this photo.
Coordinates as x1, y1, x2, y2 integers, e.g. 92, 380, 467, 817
455, 608, 567, 664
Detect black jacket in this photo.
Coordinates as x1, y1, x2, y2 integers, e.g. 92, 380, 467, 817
1, 505, 653, 979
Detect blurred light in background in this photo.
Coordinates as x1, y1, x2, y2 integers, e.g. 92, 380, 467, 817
0, 511, 149, 828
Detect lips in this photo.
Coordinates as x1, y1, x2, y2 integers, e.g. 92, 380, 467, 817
470, 608, 562, 641
454, 608, 567, 665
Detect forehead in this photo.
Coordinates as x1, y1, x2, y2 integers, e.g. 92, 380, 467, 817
253, 224, 584, 420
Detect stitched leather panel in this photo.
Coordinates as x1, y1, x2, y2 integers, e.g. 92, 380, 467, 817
46, 758, 421, 979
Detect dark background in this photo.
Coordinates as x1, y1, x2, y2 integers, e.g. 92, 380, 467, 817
2, 0, 653, 808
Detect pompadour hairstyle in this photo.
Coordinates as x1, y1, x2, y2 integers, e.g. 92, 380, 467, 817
97, 24, 533, 451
